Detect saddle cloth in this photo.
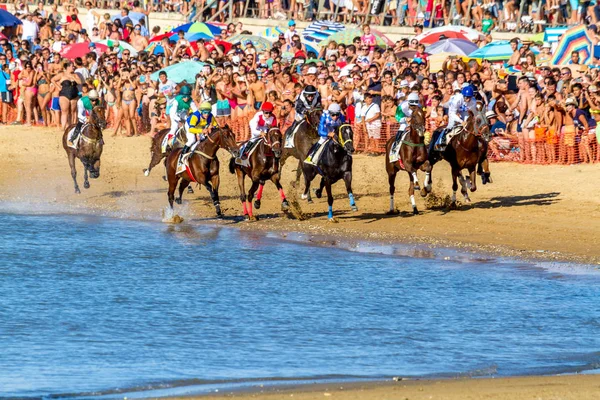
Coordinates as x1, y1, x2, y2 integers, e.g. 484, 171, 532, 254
176, 141, 201, 175
389, 130, 409, 163
445, 125, 464, 145
311, 138, 330, 166
161, 127, 183, 153
66, 124, 89, 149
284, 121, 304, 148
235, 137, 263, 167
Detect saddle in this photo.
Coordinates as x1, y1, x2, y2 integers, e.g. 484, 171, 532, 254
66, 124, 89, 149
236, 137, 264, 167
389, 129, 409, 164
309, 138, 331, 167
176, 141, 204, 176
445, 125, 464, 145
161, 127, 184, 153
284, 120, 304, 149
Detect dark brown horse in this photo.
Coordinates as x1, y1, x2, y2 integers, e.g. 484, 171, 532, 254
385, 106, 431, 215
228, 127, 289, 221
429, 110, 491, 207
301, 123, 357, 221
166, 125, 240, 216
280, 108, 323, 183
143, 126, 186, 178
62, 105, 106, 194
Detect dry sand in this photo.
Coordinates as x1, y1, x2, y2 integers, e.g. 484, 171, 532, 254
2, 126, 600, 398
1, 125, 598, 263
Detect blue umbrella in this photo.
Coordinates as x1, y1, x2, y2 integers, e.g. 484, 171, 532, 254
468, 41, 539, 61
169, 32, 213, 43
427, 39, 479, 56
150, 61, 210, 84
302, 20, 345, 44
0, 9, 22, 27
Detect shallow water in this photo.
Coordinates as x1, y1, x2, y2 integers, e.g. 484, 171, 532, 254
1, 213, 600, 398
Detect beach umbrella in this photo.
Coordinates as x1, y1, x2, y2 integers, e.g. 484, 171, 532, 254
303, 20, 345, 43
415, 25, 484, 43
261, 26, 286, 38
0, 9, 21, 26
551, 26, 593, 65
530, 32, 545, 44
545, 26, 569, 43
428, 52, 459, 72
171, 22, 221, 38
96, 39, 138, 56
426, 39, 478, 56
370, 28, 394, 47
61, 42, 108, 59
318, 28, 387, 46
150, 61, 209, 83
468, 40, 538, 61
228, 34, 272, 52
395, 50, 418, 59
149, 32, 175, 43
418, 30, 469, 45
145, 42, 165, 55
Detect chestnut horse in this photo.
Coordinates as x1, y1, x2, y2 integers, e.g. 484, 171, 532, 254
385, 106, 431, 215
166, 125, 240, 216
228, 127, 289, 221
429, 110, 491, 207
143, 126, 186, 178
62, 105, 106, 194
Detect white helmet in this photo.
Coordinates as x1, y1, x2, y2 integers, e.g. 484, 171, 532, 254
407, 92, 420, 105
88, 90, 99, 100
328, 103, 341, 114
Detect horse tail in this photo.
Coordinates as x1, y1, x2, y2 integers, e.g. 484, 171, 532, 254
228, 157, 236, 174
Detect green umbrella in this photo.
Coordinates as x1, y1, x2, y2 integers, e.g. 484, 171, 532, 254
150, 61, 210, 84
318, 29, 387, 47
228, 34, 272, 52
96, 39, 138, 56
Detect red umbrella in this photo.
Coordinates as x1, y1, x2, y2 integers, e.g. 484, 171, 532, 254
149, 32, 175, 43
418, 31, 469, 45
204, 39, 232, 53
60, 42, 108, 59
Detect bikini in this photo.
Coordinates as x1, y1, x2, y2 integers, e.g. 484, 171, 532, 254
37, 78, 49, 97
122, 84, 135, 105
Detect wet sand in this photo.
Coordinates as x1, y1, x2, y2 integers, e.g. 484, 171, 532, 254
2, 126, 599, 263
190, 375, 600, 400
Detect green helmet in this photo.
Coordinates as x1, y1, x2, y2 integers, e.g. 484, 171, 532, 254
179, 85, 191, 96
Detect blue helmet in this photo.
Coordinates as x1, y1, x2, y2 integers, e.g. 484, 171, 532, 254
461, 86, 474, 97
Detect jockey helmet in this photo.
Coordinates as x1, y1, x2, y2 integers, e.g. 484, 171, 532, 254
407, 92, 420, 105
461, 86, 474, 98
179, 86, 192, 96
261, 102, 274, 112
328, 103, 341, 114
304, 85, 318, 95
88, 90, 99, 100
200, 101, 212, 111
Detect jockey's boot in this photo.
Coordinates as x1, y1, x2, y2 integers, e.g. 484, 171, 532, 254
435, 129, 448, 152
241, 140, 255, 161
69, 122, 83, 145
304, 142, 320, 166
179, 145, 190, 166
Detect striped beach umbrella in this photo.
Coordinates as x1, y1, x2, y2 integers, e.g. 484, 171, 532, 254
171, 22, 221, 37
551, 26, 593, 65
228, 34, 272, 52
96, 39, 138, 56
415, 25, 484, 43
303, 20, 345, 44
261, 26, 286, 38
544, 26, 569, 43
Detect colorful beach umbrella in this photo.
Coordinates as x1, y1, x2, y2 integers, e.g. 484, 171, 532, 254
415, 25, 484, 43
171, 22, 221, 37
370, 28, 394, 47
96, 39, 138, 56
426, 39, 478, 56
468, 41, 538, 62
418, 30, 470, 45
149, 32, 175, 43
303, 20, 345, 43
544, 26, 569, 43
0, 9, 21, 26
61, 42, 108, 59
228, 34, 272, 52
145, 42, 165, 55
551, 26, 593, 65
261, 26, 285, 38
318, 28, 387, 47
150, 61, 210, 84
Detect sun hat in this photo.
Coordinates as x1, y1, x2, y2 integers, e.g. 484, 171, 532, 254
589, 85, 598, 92
485, 110, 497, 119
307, 66, 317, 74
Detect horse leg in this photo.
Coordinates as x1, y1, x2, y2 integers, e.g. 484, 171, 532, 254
167, 173, 179, 210
254, 181, 265, 209
271, 175, 290, 211
209, 174, 222, 217
468, 167, 477, 193
450, 170, 459, 209
301, 167, 314, 203
69, 153, 80, 194
144, 147, 163, 177
481, 158, 492, 184
315, 177, 325, 199
386, 170, 398, 215
247, 180, 260, 221
177, 179, 191, 204
83, 166, 90, 189
295, 160, 303, 185
325, 180, 336, 222
407, 171, 418, 215
422, 161, 433, 195
344, 171, 358, 212
411, 171, 421, 192
236, 170, 248, 219
457, 172, 471, 203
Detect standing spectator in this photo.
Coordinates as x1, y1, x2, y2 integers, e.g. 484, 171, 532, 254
21, 14, 40, 43
361, 92, 381, 148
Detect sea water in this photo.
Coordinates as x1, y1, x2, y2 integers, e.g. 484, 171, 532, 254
1, 213, 600, 398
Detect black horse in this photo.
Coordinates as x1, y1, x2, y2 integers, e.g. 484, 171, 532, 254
280, 108, 323, 183
301, 124, 357, 221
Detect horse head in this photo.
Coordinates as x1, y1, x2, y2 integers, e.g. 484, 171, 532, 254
218, 124, 240, 158
474, 111, 491, 140
306, 108, 323, 129
410, 105, 426, 138
266, 127, 283, 158
91, 105, 107, 131
337, 123, 354, 154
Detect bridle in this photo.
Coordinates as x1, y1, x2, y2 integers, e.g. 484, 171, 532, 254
333, 123, 353, 149
264, 127, 282, 149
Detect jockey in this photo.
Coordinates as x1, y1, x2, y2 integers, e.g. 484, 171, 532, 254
305, 102, 345, 166
169, 85, 197, 152
398, 92, 420, 133
240, 102, 278, 161
68, 89, 100, 146
294, 85, 322, 122
179, 101, 218, 161
435, 85, 476, 151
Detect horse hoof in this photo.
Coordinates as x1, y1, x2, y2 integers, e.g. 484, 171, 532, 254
328, 217, 339, 223
254, 200, 261, 209
315, 190, 322, 199
216, 213, 223, 219
450, 202, 458, 210
470, 187, 477, 193
84, 182, 90, 189
281, 200, 290, 211
464, 198, 471, 204
162, 175, 167, 182
300, 193, 308, 200
420, 189, 428, 198
351, 205, 359, 212
249, 215, 258, 222
175, 198, 182, 205
307, 198, 313, 204
187, 187, 194, 194
414, 184, 421, 191
386, 209, 399, 215
75, 187, 81, 194
413, 208, 419, 215
143, 169, 150, 177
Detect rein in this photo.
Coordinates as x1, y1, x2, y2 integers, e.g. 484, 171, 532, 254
194, 128, 223, 159
401, 126, 425, 147
334, 124, 353, 147
264, 127, 281, 148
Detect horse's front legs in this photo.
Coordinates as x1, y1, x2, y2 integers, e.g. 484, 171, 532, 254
176, 179, 190, 204
344, 171, 358, 212
83, 166, 90, 189
407, 171, 418, 215
207, 173, 222, 217
468, 166, 477, 193
271, 174, 290, 211
68, 154, 80, 194
386, 169, 398, 215
325, 180, 336, 222
246, 180, 260, 221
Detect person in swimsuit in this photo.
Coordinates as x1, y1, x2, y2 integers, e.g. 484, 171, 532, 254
52, 61, 82, 129
36, 62, 52, 127
20, 61, 38, 126
118, 69, 137, 136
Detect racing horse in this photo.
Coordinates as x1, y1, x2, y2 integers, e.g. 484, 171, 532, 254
429, 110, 491, 208
279, 108, 323, 183
228, 127, 289, 221
62, 105, 107, 194
166, 125, 240, 216
385, 106, 431, 215
143, 125, 186, 178
301, 124, 357, 221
